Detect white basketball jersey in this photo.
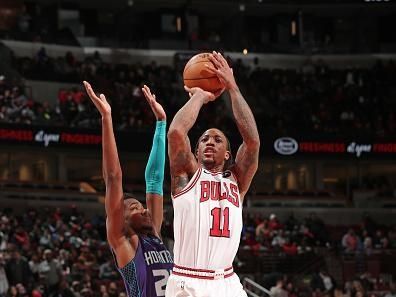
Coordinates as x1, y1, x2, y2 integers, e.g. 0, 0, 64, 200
172, 167, 243, 269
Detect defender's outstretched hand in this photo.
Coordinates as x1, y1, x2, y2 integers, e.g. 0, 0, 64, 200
141, 85, 166, 121
83, 81, 111, 116
206, 51, 237, 91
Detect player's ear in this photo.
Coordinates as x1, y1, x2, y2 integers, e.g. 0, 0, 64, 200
225, 151, 230, 161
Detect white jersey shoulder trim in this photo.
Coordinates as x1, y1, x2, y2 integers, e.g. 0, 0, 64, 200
172, 167, 202, 199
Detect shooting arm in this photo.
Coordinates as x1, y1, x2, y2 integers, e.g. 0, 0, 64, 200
229, 87, 260, 198
167, 91, 209, 194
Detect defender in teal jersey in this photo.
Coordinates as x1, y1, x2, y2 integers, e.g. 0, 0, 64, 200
83, 82, 172, 297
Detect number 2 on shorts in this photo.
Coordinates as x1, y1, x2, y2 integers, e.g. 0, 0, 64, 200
153, 269, 170, 296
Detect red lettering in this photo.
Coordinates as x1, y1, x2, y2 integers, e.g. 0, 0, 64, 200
229, 184, 240, 207
61, 133, 101, 145
373, 143, 396, 153
211, 181, 220, 200
299, 142, 345, 153
200, 180, 239, 207
200, 181, 210, 202
0, 129, 33, 141
220, 182, 229, 200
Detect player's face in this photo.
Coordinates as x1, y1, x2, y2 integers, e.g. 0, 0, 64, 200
196, 129, 230, 169
123, 199, 153, 234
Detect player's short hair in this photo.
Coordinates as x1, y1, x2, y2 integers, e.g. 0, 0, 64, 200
123, 192, 136, 200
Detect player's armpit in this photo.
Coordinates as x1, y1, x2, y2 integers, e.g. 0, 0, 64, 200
109, 234, 138, 268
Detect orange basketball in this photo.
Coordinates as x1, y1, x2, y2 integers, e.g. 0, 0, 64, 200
183, 53, 224, 93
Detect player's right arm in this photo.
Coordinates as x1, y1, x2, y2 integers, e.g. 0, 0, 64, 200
167, 87, 217, 195
84, 81, 136, 267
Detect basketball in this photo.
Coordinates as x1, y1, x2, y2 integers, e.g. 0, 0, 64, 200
183, 53, 224, 93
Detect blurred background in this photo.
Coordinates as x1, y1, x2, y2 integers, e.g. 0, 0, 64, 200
0, 0, 396, 297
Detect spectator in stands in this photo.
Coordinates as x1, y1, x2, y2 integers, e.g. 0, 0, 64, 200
333, 286, 346, 297
255, 218, 271, 245
53, 279, 75, 297
384, 283, 396, 297
98, 260, 117, 280
269, 214, 282, 230
311, 270, 336, 294
28, 254, 40, 282
373, 230, 388, 249
5, 250, 31, 287
342, 229, 360, 253
38, 249, 62, 295
388, 228, 396, 248
272, 230, 287, 250
362, 230, 373, 255
282, 238, 298, 256
0, 253, 8, 297
358, 273, 374, 292
270, 276, 288, 297
70, 281, 81, 297
107, 282, 118, 297
285, 281, 298, 297
350, 279, 366, 297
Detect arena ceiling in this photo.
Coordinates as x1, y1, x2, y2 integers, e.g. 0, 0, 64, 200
26, 0, 396, 15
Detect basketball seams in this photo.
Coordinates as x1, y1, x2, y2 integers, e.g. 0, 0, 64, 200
184, 77, 218, 81
183, 60, 212, 75
183, 53, 224, 92
183, 60, 213, 79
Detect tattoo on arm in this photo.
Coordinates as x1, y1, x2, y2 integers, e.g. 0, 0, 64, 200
230, 89, 259, 144
171, 175, 190, 194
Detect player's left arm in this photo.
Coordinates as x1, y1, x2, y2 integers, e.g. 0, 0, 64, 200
207, 52, 260, 199
142, 85, 166, 237
229, 87, 260, 198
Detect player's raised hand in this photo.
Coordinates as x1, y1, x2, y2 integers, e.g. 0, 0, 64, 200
83, 81, 111, 117
206, 51, 237, 91
184, 85, 223, 104
141, 85, 166, 121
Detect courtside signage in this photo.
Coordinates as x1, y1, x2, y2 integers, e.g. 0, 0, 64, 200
273, 137, 396, 158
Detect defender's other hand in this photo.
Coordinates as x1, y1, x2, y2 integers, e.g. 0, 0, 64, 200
142, 85, 166, 121
83, 81, 111, 117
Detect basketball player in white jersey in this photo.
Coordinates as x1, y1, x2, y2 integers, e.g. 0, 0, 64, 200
165, 51, 260, 297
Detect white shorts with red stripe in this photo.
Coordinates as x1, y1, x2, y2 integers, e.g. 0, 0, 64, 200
165, 265, 247, 297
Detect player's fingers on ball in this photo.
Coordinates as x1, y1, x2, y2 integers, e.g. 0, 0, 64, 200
212, 51, 223, 64
207, 54, 220, 66
205, 63, 217, 74
209, 56, 222, 68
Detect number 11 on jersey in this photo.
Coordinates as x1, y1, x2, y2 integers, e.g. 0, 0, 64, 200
210, 207, 230, 238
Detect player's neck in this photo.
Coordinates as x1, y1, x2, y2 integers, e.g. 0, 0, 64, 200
137, 226, 156, 237
202, 163, 224, 173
